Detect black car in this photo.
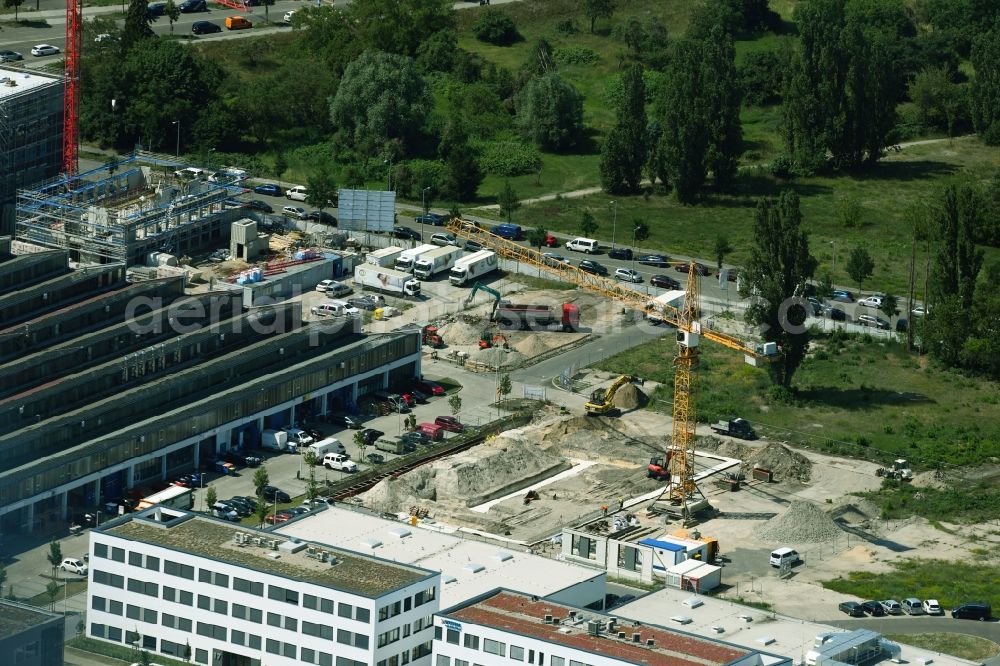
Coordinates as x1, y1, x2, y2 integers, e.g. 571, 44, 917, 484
191, 20, 221, 34
359, 428, 384, 445
405, 388, 429, 403
838, 601, 865, 617
253, 183, 282, 196
347, 295, 381, 311
638, 254, 671, 267
179, 0, 207, 12
393, 226, 421, 240
147, 1, 166, 17
578, 260, 608, 276
330, 414, 363, 429
230, 496, 258, 511
400, 431, 432, 446
262, 486, 291, 504
307, 211, 336, 225
415, 213, 446, 226
608, 248, 633, 260
465, 240, 484, 252
0, 50, 24, 62
650, 275, 681, 290
824, 306, 847, 321
223, 498, 254, 517
366, 453, 386, 465
861, 601, 886, 617
246, 200, 273, 213
952, 602, 992, 621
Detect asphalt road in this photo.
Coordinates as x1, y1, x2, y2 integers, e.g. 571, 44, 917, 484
822, 615, 1000, 642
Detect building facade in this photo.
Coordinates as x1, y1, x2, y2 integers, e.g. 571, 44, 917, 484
88, 508, 441, 666
0, 599, 65, 666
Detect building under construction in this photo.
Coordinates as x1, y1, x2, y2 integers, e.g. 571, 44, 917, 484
14, 151, 248, 266
0, 67, 64, 236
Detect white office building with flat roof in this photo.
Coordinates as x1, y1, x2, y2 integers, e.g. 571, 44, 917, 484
86, 507, 441, 666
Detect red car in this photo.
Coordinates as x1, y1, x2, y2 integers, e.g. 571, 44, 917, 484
674, 262, 711, 276
265, 512, 292, 524
544, 233, 559, 247
413, 379, 445, 396
434, 416, 464, 432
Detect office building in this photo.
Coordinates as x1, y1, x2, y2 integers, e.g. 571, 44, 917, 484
0, 599, 65, 666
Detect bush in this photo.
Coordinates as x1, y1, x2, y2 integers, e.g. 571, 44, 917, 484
768, 154, 795, 179
555, 18, 579, 35
554, 46, 599, 65
477, 140, 543, 177
474, 10, 520, 46
394, 160, 447, 199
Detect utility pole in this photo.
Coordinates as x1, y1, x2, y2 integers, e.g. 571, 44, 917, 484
610, 200, 618, 249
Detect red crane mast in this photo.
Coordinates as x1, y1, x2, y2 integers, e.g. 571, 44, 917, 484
62, 0, 82, 176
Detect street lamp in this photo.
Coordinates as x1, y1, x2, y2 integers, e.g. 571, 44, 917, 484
172, 120, 180, 157
830, 240, 838, 275
421, 187, 431, 242
610, 200, 618, 249
383, 158, 392, 192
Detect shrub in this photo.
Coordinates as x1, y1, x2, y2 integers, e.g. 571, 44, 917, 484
474, 10, 519, 46
555, 18, 579, 35
477, 140, 543, 177
554, 46, 599, 65
769, 154, 795, 180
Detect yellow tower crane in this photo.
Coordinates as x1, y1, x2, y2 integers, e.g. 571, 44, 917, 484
444, 219, 777, 520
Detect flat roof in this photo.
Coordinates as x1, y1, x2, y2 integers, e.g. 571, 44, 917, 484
617, 588, 978, 666
0, 67, 60, 101
101, 510, 431, 598
276, 506, 603, 608
0, 599, 61, 635
443, 590, 759, 666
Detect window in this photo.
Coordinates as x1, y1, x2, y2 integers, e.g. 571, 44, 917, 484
214, 599, 228, 615
234, 577, 263, 596
90, 623, 105, 638
434, 627, 442, 641
143, 608, 157, 623
414, 587, 436, 606
551, 657, 565, 666
232, 630, 245, 646
413, 641, 432, 658
94, 543, 108, 559
319, 654, 333, 666
109, 600, 123, 616
91, 596, 106, 612
198, 595, 211, 611
233, 604, 246, 620
510, 646, 525, 661
248, 634, 261, 650
129, 552, 142, 566
127, 578, 157, 597
143, 635, 156, 650
456, 660, 469, 666
126, 604, 140, 620
93, 570, 124, 589
284, 617, 297, 631
484, 639, 505, 656
304, 594, 317, 610
378, 600, 401, 620
570, 661, 590, 666
161, 639, 181, 657
178, 590, 193, 606
162, 614, 175, 629
248, 608, 262, 623
355, 607, 370, 622
446, 629, 459, 645
144, 555, 160, 572
268, 585, 299, 605
107, 626, 122, 642
111, 547, 125, 562
356, 635, 369, 650
283, 643, 297, 659
617, 545, 642, 572
267, 639, 280, 655
340, 602, 354, 618
200, 569, 229, 588
164, 560, 194, 579
404, 597, 412, 611
463, 634, 479, 650
337, 659, 365, 666
571, 535, 596, 560
178, 618, 192, 632
267, 613, 281, 627
402, 653, 410, 666
403, 625, 411, 638
528, 652, 534, 664
195, 648, 208, 665
302, 648, 316, 664
197, 622, 213, 638
377, 627, 400, 648
163, 586, 174, 602
414, 616, 432, 633
437, 657, 451, 666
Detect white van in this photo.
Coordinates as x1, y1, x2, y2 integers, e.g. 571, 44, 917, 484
283, 427, 314, 447
769, 547, 800, 567
308, 437, 346, 459
286, 185, 308, 201
566, 238, 599, 254
262, 429, 294, 453
322, 453, 357, 473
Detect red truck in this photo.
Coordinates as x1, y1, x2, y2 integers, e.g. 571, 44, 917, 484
418, 423, 444, 441
497, 303, 580, 332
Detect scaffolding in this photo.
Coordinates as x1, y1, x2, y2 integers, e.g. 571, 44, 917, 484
14, 150, 248, 265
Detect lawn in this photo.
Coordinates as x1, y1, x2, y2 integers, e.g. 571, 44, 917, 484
594, 329, 1000, 472
22, 578, 88, 608
883, 634, 1000, 661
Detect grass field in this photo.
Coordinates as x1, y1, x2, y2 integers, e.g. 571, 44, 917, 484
883, 634, 1000, 661
822, 559, 1000, 615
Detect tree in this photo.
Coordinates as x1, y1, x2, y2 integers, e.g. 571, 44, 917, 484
839, 197, 864, 228
580, 211, 598, 236
741, 190, 817, 389
929, 184, 984, 309
122, 0, 154, 49
613, 17, 669, 68
527, 228, 549, 249
439, 113, 483, 202
0, 562, 6, 598
302, 452, 320, 501
184, 641, 192, 663
273, 153, 288, 180
516, 74, 585, 152
138, 650, 151, 666
600, 65, 647, 195
523, 38, 556, 77
353, 431, 368, 462
448, 394, 462, 416
714, 235, 732, 269
252, 467, 270, 499
909, 66, 959, 132
474, 10, 519, 46
3, 0, 25, 22
254, 501, 269, 528
306, 170, 338, 219
498, 374, 513, 403
497, 182, 520, 222
165, 0, 180, 34
584, 0, 614, 34
817, 272, 834, 299
880, 294, 899, 321
330, 51, 432, 154
846, 247, 875, 292
259, 0, 274, 23
47, 540, 62, 577
45, 580, 60, 611
347, 0, 455, 59
970, 28, 1000, 144
632, 219, 649, 243
205, 486, 217, 512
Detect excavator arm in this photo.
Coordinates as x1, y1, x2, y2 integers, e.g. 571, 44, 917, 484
584, 375, 641, 416
464, 282, 504, 321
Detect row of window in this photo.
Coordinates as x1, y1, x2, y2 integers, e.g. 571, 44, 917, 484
375, 641, 432, 666
377, 615, 432, 649
438, 629, 571, 666
378, 587, 436, 621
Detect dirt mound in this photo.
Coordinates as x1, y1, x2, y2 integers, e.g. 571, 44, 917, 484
514, 335, 551, 358
471, 347, 526, 367
701, 438, 812, 482
537, 416, 659, 464
757, 501, 844, 543
441, 318, 485, 345
613, 383, 648, 410
364, 467, 438, 512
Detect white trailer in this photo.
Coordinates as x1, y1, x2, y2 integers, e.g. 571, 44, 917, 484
366, 246, 404, 268
394, 244, 438, 273
413, 246, 462, 279
354, 265, 421, 297
449, 250, 498, 286
137, 485, 194, 511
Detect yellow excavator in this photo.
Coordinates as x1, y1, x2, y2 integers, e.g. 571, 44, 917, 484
585, 375, 643, 416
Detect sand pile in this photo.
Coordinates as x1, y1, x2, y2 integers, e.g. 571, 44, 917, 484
757, 501, 844, 543
441, 317, 486, 345
538, 416, 658, 463
472, 347, 526, 367
701, 438, 812, 482
514, 335, 552, 358
613, 383, 648, 410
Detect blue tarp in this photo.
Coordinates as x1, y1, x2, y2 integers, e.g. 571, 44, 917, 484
638, 538, 685, 552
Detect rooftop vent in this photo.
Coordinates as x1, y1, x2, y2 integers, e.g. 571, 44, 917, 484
388, 527, 411, 539
632, 633, 641, 643
278, 540, 307, 554
544, 615, 553, 624
552, 618, 560, 625
463, 562, 485, 574
493, 551, 513, 562
646, 639, 655, 647
360, 538, 382, 549
587, 621, 600, 636
617, 632, 626, 639
443, 575, 457, 584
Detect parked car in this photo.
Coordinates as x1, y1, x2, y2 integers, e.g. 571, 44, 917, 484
347, 295, 382, 311
838, 601, 865, 617
614, 267, 642, 283
60, 558, 88, 575
542, 253, 571, 267
434, 416, 464, 432
579, 260, 608, 276
543, 233, 559, 247
413, 379, 445, 396
718, 269, 740, 282
638, 254, 671, 267
831, 290, 855, 303
859, 295, 883, 309
179, 0, 207, 12
857, 314, 890, 330
952, 602, 992, 621
265, 512, 292, 524
286, 185, 307, 200
807, 297, 823, 315
284, 506, 309, 516
400, 431, 433, 446
307, 210, 336, 225
608, 248, 633, 260
824, 305, 847, 321
430, 232, 458, 247
227, 496, 257, 514
246, 199, 273, 213
317, 280, 352, 297
465, 240, 484, 252
283, 9, 296, 22
922, 599, 942, 615
262, 486, 291, 503
861, 601, 886, 617
253, 183, 281, 196
393, 226, 421, 240
673, 261, 711, 276
31, 44, 60, 57
366, 452, 386, 465
360, 428, 384, 445
880, 599, 903, 615
283, 205, 308, 220
415, 213, 447, 226
650, 275, 681, 290
0, 50, 24, 62
330, 414, 363, 429
911, 305, 928, 316
146, 2, 166, 16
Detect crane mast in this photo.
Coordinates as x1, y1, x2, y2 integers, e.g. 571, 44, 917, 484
62, 0, 83, 176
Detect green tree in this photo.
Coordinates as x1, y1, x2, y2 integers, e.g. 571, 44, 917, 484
302, 452, 320, 501
184, 642, 192, 663
714, 235, 732, 269
516, 73, 585, 152
252, 467, 270, 500
47, 540, 62, 577
330, 51, 432, 154
273, 152, 288, 180
497, 182, 520, 222
632, 219, 649, 243
817, 272, 834, 299
498, 374, 513, 403
701, 26, 743, 192
138, 650, 151, 666
260, 0, 274, 23
448, 394, 462, 416
353, 431, 368, 462
839, 197, 864, 228
254, 501, 269, 528
613, 17, 669, 68
523, 38, 556, 77
3, 0, 25, 22
439, 113, 483, 202
205, 486, 217, 512
347, 0, 455, 59
164, 0, 180, 34
527, 228, 549, 249
584, 0, 614, 34
122, 0, 154, 49
909, 66, 959, 132
846, 247, 875, 292
880, 294, 899, 321
600, 65, 647, 195
929, 184, 984, 309
473, 10, 519, 46
306, 170, 338, 219
580, 211, 598, 236
741, 190, 817, 388
970, 28, 1000, 144
45, 580, 60, 611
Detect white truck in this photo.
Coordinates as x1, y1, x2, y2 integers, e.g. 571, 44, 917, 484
354, 265, 421, 297
261, 429, 294, 453
449, 250, 498, 286
307, 437, 347, 459
322, 452, 358, 473
413, 246, 463, 279
366, 246, 404, 268
394, 244, 437, 273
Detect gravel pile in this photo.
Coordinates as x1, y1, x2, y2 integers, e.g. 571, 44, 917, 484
757, 501, 844, 543
471, 347, 526, 367
701, 438, 812, 482
441, 318, 485, 345
514, 335, 551, 358
613, 383, 648, 410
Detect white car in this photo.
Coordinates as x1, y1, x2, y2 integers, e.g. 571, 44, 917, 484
60, 557, 88, 574
542, 253, 570, 267
282, 205, 308, 219
316, 279, 351, 297
859, 295, 883, 308
430, 232, 457, 246
31, 44, 60, 57
283, 9, 296, 22
911, 305, 928, 316
922, 599, 942, 615
880, 599, 903, 615
615, 267, 642, 283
